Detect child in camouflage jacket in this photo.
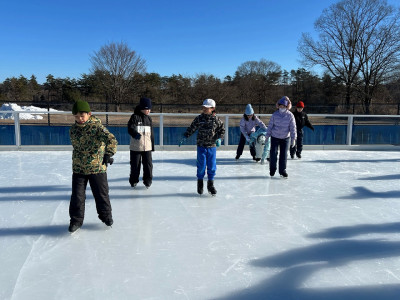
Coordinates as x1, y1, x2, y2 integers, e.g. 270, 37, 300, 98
179, 99, 225, 196
68, 100, 117, 233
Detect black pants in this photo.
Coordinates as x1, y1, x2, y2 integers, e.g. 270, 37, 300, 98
236, 133, 256, 158
269, 136, 289, 174
290, 129, 304, 157
129, 151, 153, 186
69, 172, 112, 225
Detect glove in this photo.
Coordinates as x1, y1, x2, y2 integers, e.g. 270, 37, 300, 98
134, 133, 141, 140
216, 138, 221, 147
245, 137, 250, 142
178, 137, 187, 147
102, 154, 114, 166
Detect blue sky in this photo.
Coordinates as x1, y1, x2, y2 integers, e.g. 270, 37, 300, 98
0, 0, 398, 84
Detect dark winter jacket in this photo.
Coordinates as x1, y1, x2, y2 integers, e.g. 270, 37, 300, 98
293, 110, 314, 131
184, 113, 225, 147
128, 105, 155, 152
70, 115, 117, 175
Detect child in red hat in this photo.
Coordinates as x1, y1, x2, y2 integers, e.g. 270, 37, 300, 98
290, 101, 314, 159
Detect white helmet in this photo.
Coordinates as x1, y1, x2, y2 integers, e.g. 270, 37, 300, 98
202, 99, 216, 108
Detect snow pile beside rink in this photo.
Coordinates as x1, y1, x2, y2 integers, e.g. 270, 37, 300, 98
0, 103, 60, 120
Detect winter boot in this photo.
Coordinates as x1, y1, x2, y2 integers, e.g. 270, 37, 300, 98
280, 171, 288, 178
207, 180, 217, 196
270, 169, 276, 177
197, 179, 204, 195
296, 152, 302, 159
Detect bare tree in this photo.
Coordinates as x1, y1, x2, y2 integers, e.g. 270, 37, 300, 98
299, 0, 400, 112
90, 41, 146, 111
356, 1, 400, 113
233, 59, 282, 106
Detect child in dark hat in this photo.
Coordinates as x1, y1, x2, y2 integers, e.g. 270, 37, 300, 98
127, 97, 155, 188
69, 100, 118, 233
290, 101, 314, 159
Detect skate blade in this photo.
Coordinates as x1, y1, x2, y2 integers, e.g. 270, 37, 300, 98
69, 228, 81, 235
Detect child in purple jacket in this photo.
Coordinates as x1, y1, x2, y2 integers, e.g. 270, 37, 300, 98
265, 96, 297, 178
235, 104, 268, 161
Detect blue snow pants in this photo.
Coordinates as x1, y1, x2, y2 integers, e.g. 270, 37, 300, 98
197, 146, 217, 180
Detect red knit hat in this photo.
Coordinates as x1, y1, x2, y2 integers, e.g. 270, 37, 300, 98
296, 101, 305, 108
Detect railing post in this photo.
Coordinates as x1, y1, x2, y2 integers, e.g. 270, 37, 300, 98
225, 115, 229, 146
14, 112, 21, 147
159, 114, 164, 148
347, 115, 353, 145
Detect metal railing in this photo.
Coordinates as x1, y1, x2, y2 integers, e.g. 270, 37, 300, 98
1, 111, 400, 150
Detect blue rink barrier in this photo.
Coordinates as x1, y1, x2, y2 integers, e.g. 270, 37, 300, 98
2, 112, 400, 148
1, 124, 400, 146
0, 125, 15, 145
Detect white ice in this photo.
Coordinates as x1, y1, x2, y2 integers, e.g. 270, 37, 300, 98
1, 150, 400, 300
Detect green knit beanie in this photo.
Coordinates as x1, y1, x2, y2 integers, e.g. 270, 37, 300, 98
72, 100, 91, 115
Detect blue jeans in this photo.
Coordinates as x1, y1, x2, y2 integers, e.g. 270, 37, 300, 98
197, 146, 217, 180
269, 137, 289, 174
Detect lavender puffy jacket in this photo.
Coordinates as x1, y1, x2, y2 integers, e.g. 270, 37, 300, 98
265, 109, 297, 144
239, 115, 268, 140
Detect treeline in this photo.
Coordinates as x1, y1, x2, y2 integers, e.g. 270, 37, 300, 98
1, 0, 400, 115
0, 67, 399, 114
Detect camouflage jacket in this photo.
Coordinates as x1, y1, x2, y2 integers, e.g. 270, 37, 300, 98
70, 115, 118, 175
184, 113, 225, 147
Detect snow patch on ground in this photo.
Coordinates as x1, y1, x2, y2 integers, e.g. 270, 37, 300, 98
0, 103, 61, 120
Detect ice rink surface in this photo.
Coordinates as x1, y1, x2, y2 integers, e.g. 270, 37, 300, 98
1, 150, 400, 300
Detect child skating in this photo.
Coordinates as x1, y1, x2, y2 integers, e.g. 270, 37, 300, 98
249, 128, 271, 164
290, 101, 314, 159
69, 100, 117, 233
127, 97, 155, 188
236, 104, 268, 161
179, 99, 225, 195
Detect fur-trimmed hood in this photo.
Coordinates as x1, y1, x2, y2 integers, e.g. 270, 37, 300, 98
276, 96, 292, 110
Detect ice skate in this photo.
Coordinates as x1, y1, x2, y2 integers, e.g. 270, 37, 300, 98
68, 223, 81, 233
197, 179, 204, 195
280, 171, 288, 179
207, 180, 217, 196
